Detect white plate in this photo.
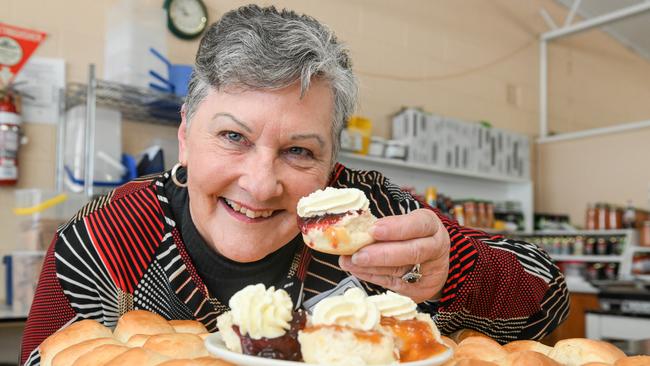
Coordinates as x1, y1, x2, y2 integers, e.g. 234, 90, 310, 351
204, 332, 453, 366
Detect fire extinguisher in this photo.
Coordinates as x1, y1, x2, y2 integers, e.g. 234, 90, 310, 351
0, 92, 22, 186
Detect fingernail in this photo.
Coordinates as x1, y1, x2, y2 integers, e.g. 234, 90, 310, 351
351, 252, 369, 265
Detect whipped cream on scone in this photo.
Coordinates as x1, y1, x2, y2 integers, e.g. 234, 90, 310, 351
216, 284, 306, 361
297, 187, 377, 255
298, 288, 397, 365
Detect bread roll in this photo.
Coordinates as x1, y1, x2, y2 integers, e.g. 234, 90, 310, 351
196, 333, 211, 341
113, 310, 175, 343
499, 350, 562, 366
142, 333, 209, 359
450, 329, 491, 344
52, 337, 121, 366
503, 340, 553, 356
581, 363, 611, 366
126, 334, 152, 347
40, 319, 113, 366
157, 357, 235, 366
615, 356, 650, 366
454, 336, 508, 363
548, 338, 626, 366
445, 360, 499, 366
168, 320, 208, 334
102, 348, 170, 366
72, 344, 130, 366
441, 335, 458, 350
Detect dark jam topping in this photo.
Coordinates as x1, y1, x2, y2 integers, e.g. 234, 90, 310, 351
234, 310, 307, 361
297, 210, 363, 232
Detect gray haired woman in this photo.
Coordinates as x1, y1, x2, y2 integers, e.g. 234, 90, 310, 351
22, 5, 567, 365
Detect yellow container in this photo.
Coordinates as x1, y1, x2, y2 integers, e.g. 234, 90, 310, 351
347, 116, 373, 155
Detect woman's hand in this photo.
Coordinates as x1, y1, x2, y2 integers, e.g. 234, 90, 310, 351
338, 208, 450, 303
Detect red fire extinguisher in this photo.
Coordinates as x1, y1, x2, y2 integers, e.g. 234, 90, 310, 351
0, 92, 22, 186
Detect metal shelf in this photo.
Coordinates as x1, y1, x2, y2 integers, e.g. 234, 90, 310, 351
519, 229, 635, 236
339, 152, 530, 184
66, 80, 183, 126
550, 254, 625, 262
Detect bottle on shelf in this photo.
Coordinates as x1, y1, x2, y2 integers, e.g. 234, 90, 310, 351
586, 203, 597, 230
609, 206, 623, 229
425, 186, 437, 209
574, 236, 584, 255
453, 203, 465, 226
623, 200, 636, 229
597, 203, 610, 230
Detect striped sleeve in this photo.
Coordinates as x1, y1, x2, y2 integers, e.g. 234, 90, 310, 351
434, 220, 569, 343
331, 164, 569, 342
20, 235, 76, 366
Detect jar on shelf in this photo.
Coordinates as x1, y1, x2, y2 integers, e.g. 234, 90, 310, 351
608, 207, 623, 229
574, 236, 584, 256
605, 263, 618, 280
597, 204, 610, 230
464, 201, 477, 228
586, 263, 602, 281
608, 236, 621, 255
586, 204, 597, 230
584, 237, 596, 255
641, 221, 650, 247
453, 204, 465, 226
596, 237, 608, 255
476, 201, 489, 228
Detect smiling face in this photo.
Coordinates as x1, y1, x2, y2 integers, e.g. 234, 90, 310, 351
177, 80, 335, 262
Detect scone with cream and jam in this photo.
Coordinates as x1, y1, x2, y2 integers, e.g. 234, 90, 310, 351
297, 187, 377, 255
299, 288, 449, 365
368, 291, 446, 362
216, 284, 306, 361
298, 288, 397, 365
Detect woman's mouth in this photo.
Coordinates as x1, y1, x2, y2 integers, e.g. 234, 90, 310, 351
221, 198, 278, 219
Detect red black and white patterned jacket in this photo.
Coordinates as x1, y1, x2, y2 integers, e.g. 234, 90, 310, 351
21, 164, 569, 365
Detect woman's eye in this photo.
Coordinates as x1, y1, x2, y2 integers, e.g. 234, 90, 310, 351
220, 131, 247, 145
226, 131, 243, 142
286, 146, 313, 158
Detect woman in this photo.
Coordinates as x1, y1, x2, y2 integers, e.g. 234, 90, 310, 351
21, 5, 568, 365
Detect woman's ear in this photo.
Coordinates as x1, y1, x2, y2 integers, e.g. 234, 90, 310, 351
178, 104, 189, 164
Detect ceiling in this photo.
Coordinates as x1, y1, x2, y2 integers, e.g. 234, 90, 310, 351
555, 0, 650, 61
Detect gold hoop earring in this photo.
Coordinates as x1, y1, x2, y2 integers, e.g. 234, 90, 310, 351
171, 162, 188, 188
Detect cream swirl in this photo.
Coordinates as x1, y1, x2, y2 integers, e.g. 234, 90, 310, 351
229, 284, 293, 339
297, 187, 370, 218
368, 291, 417, 320
311, 288, 380, 331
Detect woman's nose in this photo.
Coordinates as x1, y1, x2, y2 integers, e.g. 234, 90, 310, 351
238, 151, 283, 201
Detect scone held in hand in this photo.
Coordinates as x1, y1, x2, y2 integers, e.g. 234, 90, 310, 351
297, 187, 376, 255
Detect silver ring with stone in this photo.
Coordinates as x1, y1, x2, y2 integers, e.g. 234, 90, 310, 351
401, 263, 422, 284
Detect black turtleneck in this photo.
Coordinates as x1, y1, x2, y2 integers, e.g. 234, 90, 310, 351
164, 172, 300, 305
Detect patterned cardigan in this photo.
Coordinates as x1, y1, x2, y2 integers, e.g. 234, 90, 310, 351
21, 163, 569, 365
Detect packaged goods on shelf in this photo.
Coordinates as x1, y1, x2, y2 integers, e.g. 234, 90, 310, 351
403, 185, 511, 231
586, 201, 649, 231
391, 107, 529, 179
513, 230, 648, 283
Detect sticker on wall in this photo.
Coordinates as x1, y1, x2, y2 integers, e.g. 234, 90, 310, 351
0, 23, 47, 87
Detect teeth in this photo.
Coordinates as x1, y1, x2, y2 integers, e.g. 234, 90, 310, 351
225, 198, 274, 219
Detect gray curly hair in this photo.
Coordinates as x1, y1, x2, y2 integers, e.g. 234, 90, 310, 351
184, 4, 357, 160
